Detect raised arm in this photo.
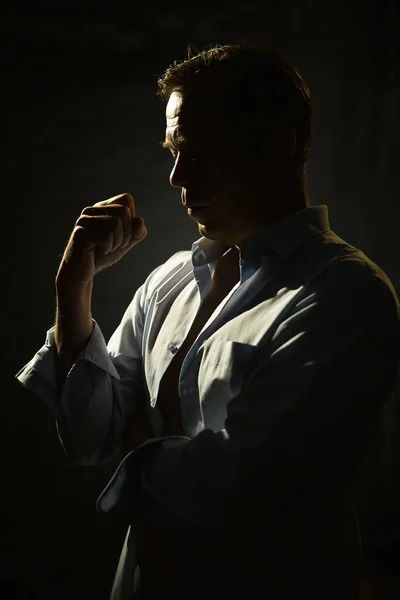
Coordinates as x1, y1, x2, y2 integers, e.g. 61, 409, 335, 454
54, 192, 147, 394
16, 193, 149, 466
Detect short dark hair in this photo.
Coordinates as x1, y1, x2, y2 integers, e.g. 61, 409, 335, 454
157, 42, 313, 165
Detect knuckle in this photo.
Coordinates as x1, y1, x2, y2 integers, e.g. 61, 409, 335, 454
72, 225, 87, 241
75, 215, 86, 226
89, 194, 135, 213
113, 217, 124, 233
76, 214, 95, 227
80, 205, 93, 215
108, 204, 131, 220
121, 204, 132, 218
103, 195, 126, 206
117, 193, 135, 213
118, 192, 133, 202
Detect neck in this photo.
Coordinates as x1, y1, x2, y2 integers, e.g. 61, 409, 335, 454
280, 163, 309, 204
259, 173, 309, 225
234, 174, 309, 249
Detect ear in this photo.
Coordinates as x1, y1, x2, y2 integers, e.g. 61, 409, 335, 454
269, 121, 297, 161
291, 128, 297, 158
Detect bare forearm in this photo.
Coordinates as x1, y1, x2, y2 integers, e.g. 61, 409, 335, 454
54, 275, 94, 394
49, 193, 147, 397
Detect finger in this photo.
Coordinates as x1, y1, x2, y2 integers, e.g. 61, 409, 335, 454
82, 204, 133, 248
75, 213, 112, 230
120, 215, 146, 249
79, 206, 132, 249
75, 215, 114, 253
120, 205, 134, 248
73, 224, 114, 254
123, 217, 147, 251
110, 217, 124, 253
95, 193, 136, 218
81, 204, 129, 218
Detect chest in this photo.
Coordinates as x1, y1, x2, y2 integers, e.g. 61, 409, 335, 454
156, 257, 241, 422
175, 267, 241, 365
144, 242, 331, 439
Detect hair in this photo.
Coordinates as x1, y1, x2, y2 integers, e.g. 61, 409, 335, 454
157, 42, 313, 166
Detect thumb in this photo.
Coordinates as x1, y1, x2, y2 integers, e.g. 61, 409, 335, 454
133, 216, 148, 239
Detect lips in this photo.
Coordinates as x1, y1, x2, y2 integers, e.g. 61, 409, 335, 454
187, 205, 211, 219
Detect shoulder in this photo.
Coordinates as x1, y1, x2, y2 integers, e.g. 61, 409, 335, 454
303, 230, 399, 318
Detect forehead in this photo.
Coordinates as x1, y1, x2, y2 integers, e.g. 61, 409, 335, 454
165, 90, 228, 147
166, 90, 183, 116
166, 91, 183, 126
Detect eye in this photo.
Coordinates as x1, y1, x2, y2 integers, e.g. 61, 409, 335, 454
169, 148, 202, 163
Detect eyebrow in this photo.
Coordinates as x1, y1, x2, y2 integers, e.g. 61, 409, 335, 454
160, 140, 174, 149
160, 133, 188, 151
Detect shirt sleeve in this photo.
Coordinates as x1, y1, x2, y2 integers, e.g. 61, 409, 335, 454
97, 266, 400, 528
15, 263, 163, 466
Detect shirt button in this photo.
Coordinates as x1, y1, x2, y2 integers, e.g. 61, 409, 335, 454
150, 396, 157, 408
167, 343, 178, 354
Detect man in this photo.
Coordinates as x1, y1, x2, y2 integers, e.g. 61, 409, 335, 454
16, 43, 400, 599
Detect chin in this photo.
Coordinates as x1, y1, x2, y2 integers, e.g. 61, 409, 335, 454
197, 222, 220, 240
198, 223, 236, 245
198, 223, 214, 238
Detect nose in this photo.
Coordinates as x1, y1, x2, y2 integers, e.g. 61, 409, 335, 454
169, 152, 193, 188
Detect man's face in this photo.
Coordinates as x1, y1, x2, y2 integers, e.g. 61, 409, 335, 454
164, 90, 280, 246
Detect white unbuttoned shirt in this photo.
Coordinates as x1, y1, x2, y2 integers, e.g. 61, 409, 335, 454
16, 205, 400, 600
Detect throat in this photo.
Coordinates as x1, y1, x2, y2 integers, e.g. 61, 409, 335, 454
217, 245, 241, 281
206, 246, 241, 300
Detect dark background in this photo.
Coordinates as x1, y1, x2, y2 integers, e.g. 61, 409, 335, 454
2, 0, 400, 598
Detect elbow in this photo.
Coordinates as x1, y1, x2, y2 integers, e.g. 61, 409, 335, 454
55, 418, 118, 467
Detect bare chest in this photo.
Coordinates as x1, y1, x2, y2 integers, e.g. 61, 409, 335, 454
156, 251, 240, 422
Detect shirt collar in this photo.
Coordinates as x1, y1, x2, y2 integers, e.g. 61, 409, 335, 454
191, 205, 330, 268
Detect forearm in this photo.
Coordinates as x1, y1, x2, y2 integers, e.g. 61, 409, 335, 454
161, 414, 185, 437
54, 273, 94, 395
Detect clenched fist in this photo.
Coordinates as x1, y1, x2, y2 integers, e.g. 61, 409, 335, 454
57, 193, 147, 285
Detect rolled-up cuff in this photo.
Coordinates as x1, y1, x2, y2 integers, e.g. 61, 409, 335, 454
15, 319, 121, 411
96, 436, 190, 520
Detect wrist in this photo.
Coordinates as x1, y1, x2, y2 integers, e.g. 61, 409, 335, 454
161, 417, 185, 437
56, 269, 94, 294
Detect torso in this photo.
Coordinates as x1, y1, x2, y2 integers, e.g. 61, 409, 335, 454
137, 246, 241, 593
156, 245, 240, 432
176, 249, 240, 355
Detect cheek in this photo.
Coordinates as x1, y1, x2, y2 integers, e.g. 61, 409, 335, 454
207, 159, 241, 183
202, 153, 255, 194
220, 164, 251, 190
